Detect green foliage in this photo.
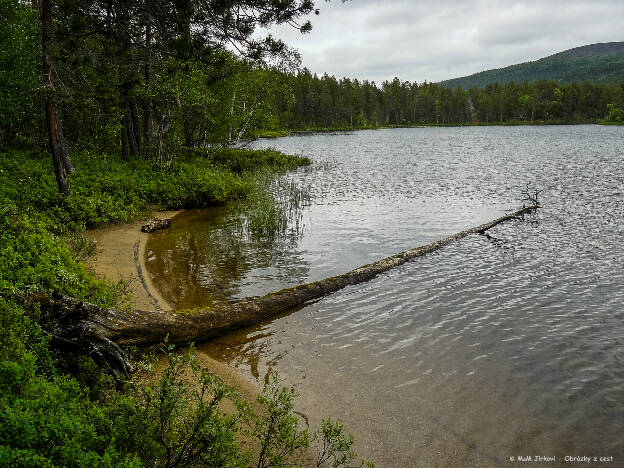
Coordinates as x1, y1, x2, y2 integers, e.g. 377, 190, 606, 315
244, 370, 310, 467
0, 148, 309, 303
0, 354, 143, 467
284, 70, 624, 127
601, 103, 624, 124
249, 130, 293, 139
36, 0, 314, 161
0, 308, 371, 467
0, 146, 354, 467
212, 147, 310, 174
0, 149, 308, 232
0, 0, 41, 150
123, 346, 246, 468
315, 419, 369, 468
66, 232, 98, 263
235, 171, 310, 241
0, 344, 242, 467
0, 211, 119, 306
239, 369, 373, 468
0, 299, 55, 377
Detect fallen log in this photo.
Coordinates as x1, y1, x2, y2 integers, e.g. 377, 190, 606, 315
141, 218, 171, 233
33, 205, 538, 376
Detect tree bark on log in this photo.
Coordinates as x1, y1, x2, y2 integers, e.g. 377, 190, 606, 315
33, 205, 538, 376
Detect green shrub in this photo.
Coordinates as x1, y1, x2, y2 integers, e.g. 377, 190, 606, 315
122, 346, 246, 467
0, 355, 143, 467
601, 103, 624, 124
244, 369, 310, 467
242, 369, 373, 468
0, 149, 308, 231
0, 212, 118, 307
0, 299, 55, 377
212, 148, 310, 174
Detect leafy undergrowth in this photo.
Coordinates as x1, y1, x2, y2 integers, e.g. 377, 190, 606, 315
0, 336, 372, 467
0, 148, 310, 306
211, 147, 310, 174
0, 148, 309, 232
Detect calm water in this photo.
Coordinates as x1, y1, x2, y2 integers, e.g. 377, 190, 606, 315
145, 126, 624, 467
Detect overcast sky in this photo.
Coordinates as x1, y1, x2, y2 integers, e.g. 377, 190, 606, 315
265, 0, 624, 83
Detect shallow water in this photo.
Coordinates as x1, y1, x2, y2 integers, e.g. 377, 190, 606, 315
145, 125, 624, 467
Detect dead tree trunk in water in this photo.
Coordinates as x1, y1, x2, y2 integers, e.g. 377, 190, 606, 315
32, 206, 539, 376
41, 0, 74, 196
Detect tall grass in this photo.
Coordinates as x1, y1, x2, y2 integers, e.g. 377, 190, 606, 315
235, 169, 311, 242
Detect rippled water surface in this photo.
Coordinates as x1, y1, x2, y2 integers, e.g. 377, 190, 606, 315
145, 126, 624, 467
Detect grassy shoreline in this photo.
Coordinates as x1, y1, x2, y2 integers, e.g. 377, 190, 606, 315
251, 119, 598, 138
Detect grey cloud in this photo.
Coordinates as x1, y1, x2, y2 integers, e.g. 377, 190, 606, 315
263, 0, 624, 83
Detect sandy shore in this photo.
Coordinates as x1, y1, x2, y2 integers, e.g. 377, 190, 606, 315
85, 211, 261, 400
85, 210, 179, 311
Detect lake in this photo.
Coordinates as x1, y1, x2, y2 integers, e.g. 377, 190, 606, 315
145, 125, 624, 467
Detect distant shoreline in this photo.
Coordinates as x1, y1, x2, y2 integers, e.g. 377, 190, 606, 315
253, 120, 600, 138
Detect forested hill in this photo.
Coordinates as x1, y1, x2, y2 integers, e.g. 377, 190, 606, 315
440, 42, 624, 89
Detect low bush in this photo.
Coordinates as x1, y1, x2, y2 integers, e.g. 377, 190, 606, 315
0, 341, 372, 467
600, 103, 624, 124
211, 147, 310, 174
0, 212, 119, 306
0, 148, 309, 231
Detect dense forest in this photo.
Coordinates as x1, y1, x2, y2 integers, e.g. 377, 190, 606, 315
2, 0, 624, 176
279, 70, 624, 128
0, 0, 314, 193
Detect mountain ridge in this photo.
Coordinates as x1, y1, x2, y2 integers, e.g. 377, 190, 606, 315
440, 42, 624, 88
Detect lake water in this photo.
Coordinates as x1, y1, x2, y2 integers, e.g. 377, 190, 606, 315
145, 125, 624, 467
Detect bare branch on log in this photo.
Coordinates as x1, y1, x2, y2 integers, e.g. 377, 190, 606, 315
522, 183, 543, 207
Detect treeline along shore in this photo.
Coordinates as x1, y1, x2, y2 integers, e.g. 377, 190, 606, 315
270, 70, 624, 130
3, 0, 624, 179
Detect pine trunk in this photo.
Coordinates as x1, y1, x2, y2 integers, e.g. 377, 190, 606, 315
41, 0, 73, 196
142, 25, 153, 157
